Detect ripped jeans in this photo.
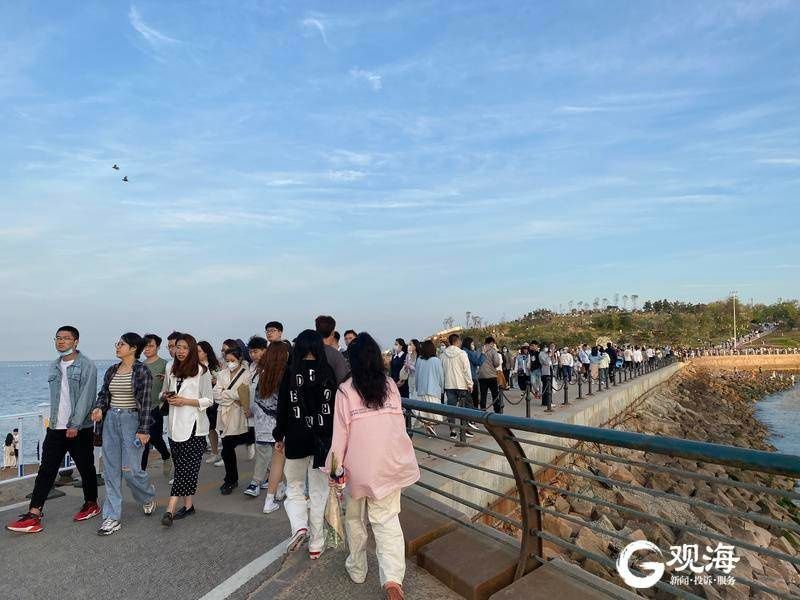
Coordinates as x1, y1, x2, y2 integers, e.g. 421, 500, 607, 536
102, 408, 155, 521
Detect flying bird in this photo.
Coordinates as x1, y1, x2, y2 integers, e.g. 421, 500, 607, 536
112, 164, 119, 170
122, 176, 128, 182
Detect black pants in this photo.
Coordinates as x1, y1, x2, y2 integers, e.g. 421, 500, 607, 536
541, 375, 553, 407
517, 374, 530, 391
141, 410, 170, 470
30, 428, 97, 510
221, 432, 251, 486
478, 377, 502, 413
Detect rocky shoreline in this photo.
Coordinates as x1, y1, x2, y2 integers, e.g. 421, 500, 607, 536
504, 366, 800, 599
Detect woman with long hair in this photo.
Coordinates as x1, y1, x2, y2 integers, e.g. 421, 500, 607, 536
4, 433, 17, 469
414, 340, 444, 435
90, 332, 156, 536
214, 346, 252, 495
159, 333, 213, 527
273, 329, 337, 559
247, 342, 288, 512
326, 333, 420, 600
198, 340, 222, 465
398, 339, 420, 400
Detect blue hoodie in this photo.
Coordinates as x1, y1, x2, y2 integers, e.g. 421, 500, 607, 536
464, 347, 485, 380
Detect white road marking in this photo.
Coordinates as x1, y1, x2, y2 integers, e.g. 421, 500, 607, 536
0, 500, 30, 513
197, 536, 291, 600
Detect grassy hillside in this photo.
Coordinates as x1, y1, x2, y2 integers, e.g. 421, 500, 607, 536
454, 299, 799, 349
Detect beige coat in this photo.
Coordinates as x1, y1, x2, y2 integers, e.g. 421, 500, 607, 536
213, 366, 252, 437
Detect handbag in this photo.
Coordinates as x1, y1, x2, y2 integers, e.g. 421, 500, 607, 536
496, 370, 508, 389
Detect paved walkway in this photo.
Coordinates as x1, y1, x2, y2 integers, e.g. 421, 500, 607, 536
0, 444, 460, 600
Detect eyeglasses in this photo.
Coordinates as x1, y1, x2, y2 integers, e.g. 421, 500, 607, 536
115, 341, 129, 348
54, 337, 74, 342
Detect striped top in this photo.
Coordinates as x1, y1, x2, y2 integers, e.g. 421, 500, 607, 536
109, 370, 137, 409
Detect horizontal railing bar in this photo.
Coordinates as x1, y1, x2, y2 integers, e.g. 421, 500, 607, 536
401, 398, 800, 477
413, 447, 515, 480
418, 464, 520, 503
534, 530, 703, 600
0, 412, 42, 420
533, 503, 632, 544
522, 455, 800, 535
402, 491, 521, 551
532, 480, 800, 567
408, 428, 506, 456
412, 481, 523, 530
507, 434, 800, 502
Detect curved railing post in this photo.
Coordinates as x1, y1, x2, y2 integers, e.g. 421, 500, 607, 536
484, 419, 543, 580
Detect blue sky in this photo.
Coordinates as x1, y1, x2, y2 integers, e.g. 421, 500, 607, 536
1, 1, 799, 360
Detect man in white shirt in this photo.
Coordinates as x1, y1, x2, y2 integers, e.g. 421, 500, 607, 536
539, 343, 553, 408
440, 334, 474, 440
7, 326, 99, 534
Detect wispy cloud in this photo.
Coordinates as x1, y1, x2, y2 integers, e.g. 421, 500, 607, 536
328, 169, 367, 182
757, 158, 800, 166
301, 17, 331, 47
350, 68, 382, 91
128, 5, 180, 48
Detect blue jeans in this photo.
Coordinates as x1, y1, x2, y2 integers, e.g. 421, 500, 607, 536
444, 389, 469, 434
102, 409, 155, 520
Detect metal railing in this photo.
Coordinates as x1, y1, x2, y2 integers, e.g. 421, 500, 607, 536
503, 355, 677, 418
402, 395, 800, 598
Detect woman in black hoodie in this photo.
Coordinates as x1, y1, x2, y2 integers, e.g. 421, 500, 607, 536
273, 329, 337, 559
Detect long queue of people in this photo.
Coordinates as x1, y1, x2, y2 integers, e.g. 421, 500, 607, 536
6, 317, 420, 600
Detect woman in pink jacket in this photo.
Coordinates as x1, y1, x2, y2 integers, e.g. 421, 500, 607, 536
326, 333, 420, 600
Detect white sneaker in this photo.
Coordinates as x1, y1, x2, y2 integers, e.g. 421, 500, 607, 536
287, 528, 308, 551
244, 483, 260, 497
213, 458, 224, 467
262, 495, 280, 514
97, 517, 121, 536
143, 499, 156, 515
260, 480, 270, 490
247, 445, 255, 460
205, 454, 220, 464
275, 481, 286, 502
168, 478, 174, 485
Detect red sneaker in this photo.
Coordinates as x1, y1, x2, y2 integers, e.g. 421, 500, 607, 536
6, 512, 43, 534
73, 501, 101, 522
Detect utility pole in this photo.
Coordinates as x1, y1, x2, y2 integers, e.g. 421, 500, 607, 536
730, 290, 738, 348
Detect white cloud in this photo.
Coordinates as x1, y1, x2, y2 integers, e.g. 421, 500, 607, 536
350, 68, 382, 91
129, 6, 180, 47
757, 158, 800, 166
328, 170, 367, 182
301, 17, 331, 47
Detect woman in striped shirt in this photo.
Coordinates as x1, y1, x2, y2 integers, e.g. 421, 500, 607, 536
91, 332, 157, 536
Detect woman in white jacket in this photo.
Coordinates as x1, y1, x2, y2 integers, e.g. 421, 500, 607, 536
213, 347, 252, 495
160, 334, 213, 527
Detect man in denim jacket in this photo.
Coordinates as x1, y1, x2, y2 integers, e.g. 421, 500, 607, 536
6, 326, 100, 534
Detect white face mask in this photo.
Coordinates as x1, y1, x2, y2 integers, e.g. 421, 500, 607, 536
227, 361, 239, 371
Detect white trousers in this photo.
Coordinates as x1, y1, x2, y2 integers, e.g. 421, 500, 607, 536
345, 489, 406, 587
284, 456, 328, 552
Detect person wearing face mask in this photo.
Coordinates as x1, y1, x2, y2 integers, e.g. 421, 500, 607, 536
390, 339, 409, 398
213, 347, 253, 495
7, 326, 100, 534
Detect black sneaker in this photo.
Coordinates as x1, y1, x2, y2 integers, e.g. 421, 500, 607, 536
220, 483, 236, 496
449, 432, 458, 440
464, 430, 475, 438
467, 422, 480, 431
174, 506, 195, 520
161, 512, 173, 527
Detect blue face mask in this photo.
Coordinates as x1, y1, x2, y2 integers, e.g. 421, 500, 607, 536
58, 347, 75, 357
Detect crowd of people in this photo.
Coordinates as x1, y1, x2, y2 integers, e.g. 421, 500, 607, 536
5, 317, 421, 600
